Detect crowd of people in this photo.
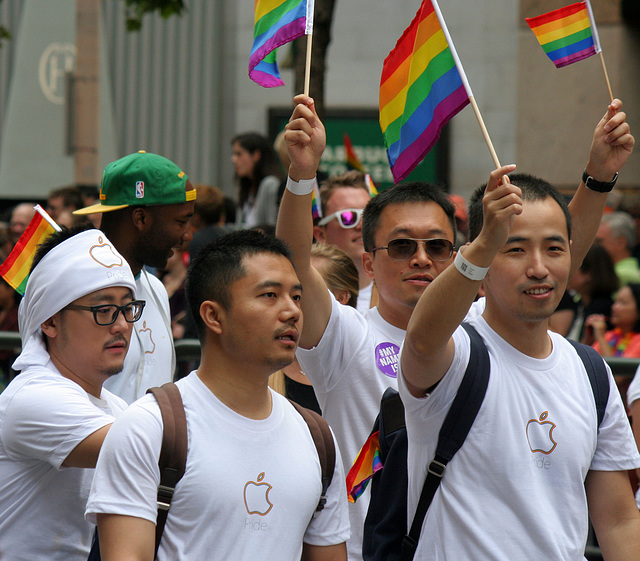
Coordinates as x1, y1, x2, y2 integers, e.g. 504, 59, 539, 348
0, 94, 639, 561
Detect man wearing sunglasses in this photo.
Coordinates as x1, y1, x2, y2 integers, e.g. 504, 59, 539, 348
278, 94, 634, 561
313, 172, 373, 312
0, 225, 138, 560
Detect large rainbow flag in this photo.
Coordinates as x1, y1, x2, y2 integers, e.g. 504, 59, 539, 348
380, 0, 470, 184
346, 431, 383, 502
526, 1, 600, 68
249, 0, 314, 87
0, 206, 59, 295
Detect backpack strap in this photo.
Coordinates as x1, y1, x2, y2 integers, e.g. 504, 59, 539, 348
566, 339, 610, 428
289, 400, 336, 514
402, 322, 490, 561
147, 383, 188, 558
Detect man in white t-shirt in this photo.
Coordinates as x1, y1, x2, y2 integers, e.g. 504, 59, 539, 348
74, 151, 196, 403
277, 94, 634, 561
400, 170, 640, 559
86, 229, 350, 561
0, 225, 138, 561
313, 171, 374, 312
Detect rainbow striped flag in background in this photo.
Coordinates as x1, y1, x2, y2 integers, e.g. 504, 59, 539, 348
526, 1, 600, 68
311, 178, 323, 220
346, 431, 383, 502
249, 0, 314, 87
380, 0, 470, 184
0, 205, 60, 295
343, 133, 366, 173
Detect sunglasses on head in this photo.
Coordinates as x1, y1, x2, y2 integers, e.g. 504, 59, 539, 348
317, 208, 364, 229
371, 238, 454, 262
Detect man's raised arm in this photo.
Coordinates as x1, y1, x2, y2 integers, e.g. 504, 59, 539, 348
401, 165, 521, 396
276, 95, 332, 349
568, 99, 634, 275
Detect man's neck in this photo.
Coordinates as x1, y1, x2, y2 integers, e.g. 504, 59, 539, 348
375, 299, 411, 331
197, 352, 273, 420
481, 309, 553, 359
359, 276, 372, 290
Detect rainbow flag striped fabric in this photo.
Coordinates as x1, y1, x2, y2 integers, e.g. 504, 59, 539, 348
343, 133, 366, 173
249, 0, 314, 88
364, 174, 378, 197
526, 1, 600, 68
0, 206, 58, 295
380, 0, 470, 184
346, 431, 383, 503
311, 178, 323, 220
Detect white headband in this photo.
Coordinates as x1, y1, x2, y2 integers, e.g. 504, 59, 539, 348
14, 229, 136, 371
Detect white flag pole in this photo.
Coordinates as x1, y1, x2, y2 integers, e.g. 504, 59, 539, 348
585, 0, 613, 102
303, 0, 315, 96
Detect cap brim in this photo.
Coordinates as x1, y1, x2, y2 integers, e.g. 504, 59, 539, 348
73, 203, 130, 215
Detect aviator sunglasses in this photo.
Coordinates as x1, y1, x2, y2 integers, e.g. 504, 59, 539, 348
63, 300, 146, 326
317, 208, 364, 229
370, 238, 454, 262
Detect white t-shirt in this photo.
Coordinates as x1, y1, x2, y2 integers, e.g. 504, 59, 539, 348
0, 365, 126, 561
297, 295, 405, 561
356, 282, 374, 314
398, 316, 640, 561
86, 372, 350, 561
104, 270, 175, 404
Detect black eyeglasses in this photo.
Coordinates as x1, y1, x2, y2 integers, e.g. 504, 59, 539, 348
64, 300, 146, 326
317, 208, 364, 229
371, 238, 454, 262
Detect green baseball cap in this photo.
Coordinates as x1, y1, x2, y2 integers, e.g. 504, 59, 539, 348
74, 150, 196, 215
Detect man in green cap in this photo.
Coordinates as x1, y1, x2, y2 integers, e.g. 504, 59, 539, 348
74, 150, 196, 403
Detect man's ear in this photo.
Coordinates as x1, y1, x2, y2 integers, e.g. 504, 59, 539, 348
200, 300, 225, 335
131, 207, 152, 233
40, 315, 58, 339
362, 251, 375, 281
313, 225, 326, 243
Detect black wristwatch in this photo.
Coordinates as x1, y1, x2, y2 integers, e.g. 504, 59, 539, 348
582, 169, 618, 193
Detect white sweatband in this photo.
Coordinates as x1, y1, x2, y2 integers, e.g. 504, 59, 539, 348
286, 176, 316, 196
454, 250, 489, 281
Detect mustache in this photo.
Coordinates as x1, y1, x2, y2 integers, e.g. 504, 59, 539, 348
103, 335, 128, 349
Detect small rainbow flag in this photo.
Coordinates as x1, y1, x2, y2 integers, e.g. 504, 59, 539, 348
249, 0, 314, 88
346, 431, 383, 503
311, 178, 322, 220
0, 205, 60, 295
364, 174, 378, 197
380, 0, 470, 184
343, 133, 365, 173
526, 1, 600, 68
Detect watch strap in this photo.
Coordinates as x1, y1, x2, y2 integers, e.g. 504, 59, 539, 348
582, 169, 618, 193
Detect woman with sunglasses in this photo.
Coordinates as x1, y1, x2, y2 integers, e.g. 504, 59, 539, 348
231, 132, 284, 228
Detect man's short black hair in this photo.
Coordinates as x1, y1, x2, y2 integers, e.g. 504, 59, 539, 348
30, 223, 95, 274
362, 182, 456, 251
468, 173, 572, 242
185, 229, 293, 342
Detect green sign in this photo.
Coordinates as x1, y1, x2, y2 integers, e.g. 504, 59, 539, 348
269, 107, 448, 191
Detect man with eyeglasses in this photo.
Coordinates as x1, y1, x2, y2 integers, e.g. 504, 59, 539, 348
277, 94, 634, 561
74, 151, 196, 404
313, 171, 373, 312
0, 224, 138, 561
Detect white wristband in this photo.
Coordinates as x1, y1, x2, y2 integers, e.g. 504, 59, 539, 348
454, 250, 489, 281
286, 176, 316, 196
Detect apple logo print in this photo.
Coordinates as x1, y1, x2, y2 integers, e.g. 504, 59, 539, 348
526, 411, 557, 454
244, 472, 274, 516
89, 236, 124, 268
138, 321, 156, 354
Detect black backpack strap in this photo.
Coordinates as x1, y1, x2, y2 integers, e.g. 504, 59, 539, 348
289, 400, 336, 513
402, 322, 490, 561
147, 383, 188, 558
566, 339, 610, 428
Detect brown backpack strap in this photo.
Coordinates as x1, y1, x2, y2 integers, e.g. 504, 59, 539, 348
289, 400, 335, 513
147, 383, 188, 558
